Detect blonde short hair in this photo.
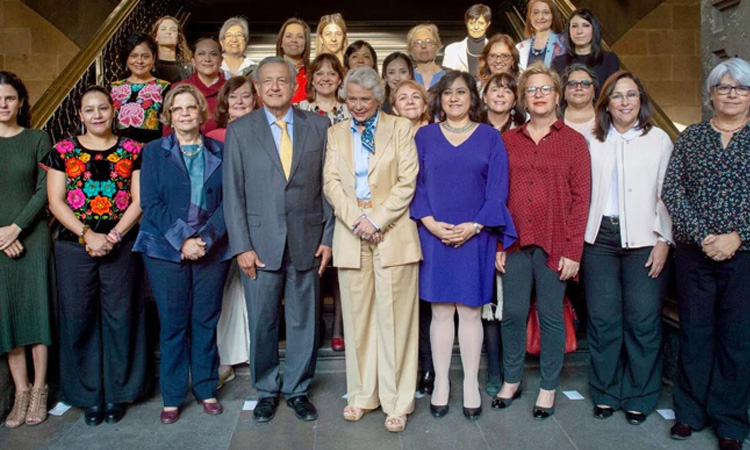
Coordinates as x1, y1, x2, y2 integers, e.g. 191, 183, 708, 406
406, 23, 443, 54
160, 83, 209, 126
516, 62, 562, 111
390, 80, 431, 124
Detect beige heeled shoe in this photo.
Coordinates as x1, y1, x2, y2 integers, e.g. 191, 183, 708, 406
385, 414, 407, 432
5, 386, 31, 428
25, 385, 49, 425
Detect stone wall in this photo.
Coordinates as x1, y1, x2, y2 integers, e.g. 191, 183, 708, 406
0, 0, 79, 103
700, 0, 750, 119
611, 0, 702, 130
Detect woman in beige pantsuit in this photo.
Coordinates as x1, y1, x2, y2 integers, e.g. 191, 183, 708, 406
323, 66, 421, 433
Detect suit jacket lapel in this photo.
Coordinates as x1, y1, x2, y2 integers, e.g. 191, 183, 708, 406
203, 138, 221, 183
251, 111, 286, 179
368, 114, 393, 175
288, 108, 309, 183
339, 120, 355, 176
163, 134, 188, 176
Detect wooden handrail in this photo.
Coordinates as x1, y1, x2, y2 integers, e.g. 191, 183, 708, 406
30, 0, 142, 129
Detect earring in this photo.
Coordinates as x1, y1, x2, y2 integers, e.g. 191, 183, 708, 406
79, 122, 86, 136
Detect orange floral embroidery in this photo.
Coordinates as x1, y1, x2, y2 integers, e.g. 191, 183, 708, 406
90, 195, 112, 216
115, 159, 133, 178
65, 158, 85, 178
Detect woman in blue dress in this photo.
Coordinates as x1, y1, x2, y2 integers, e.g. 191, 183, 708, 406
411, 70, 516, 421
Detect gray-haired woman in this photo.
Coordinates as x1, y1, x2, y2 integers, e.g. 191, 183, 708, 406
664, 57, 750, 450
219, 16, 256, 79
323, 66, 421, 432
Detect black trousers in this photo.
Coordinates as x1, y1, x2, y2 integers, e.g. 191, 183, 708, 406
501, 246, 567, 390
673, 244, 750, 442
56, 236, 147, 407
418, 299, 433, 373
582, 221, 666, 413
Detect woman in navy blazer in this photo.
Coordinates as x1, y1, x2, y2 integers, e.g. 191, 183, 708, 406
134, 84, 231, 424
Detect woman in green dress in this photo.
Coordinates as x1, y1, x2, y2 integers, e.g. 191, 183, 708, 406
0, 71, 53, 428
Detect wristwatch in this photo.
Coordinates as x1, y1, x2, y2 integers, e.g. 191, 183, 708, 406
473, 222, 481, 235
79, 224, 90, 245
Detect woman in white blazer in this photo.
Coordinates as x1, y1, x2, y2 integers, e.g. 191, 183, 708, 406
582, 70, 673, 425
442, 4, 491, 77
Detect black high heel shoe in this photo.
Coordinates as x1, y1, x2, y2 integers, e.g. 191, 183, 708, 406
430, 403, 449, 419
430, 380, 451, 419
532, 404, 555, 420
491, 383, 522, 410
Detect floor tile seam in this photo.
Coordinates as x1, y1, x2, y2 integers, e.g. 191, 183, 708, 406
552, 415, 582, 450
474, 419, 492, 450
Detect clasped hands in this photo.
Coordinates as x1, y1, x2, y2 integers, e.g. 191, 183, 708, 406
0, 224, 23, 259
423, 217, 478, 248
351, 216, 382, 243
702, 231, 740, 262
180, 237, 207, 261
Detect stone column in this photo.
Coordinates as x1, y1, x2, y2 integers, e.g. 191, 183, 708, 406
700, 0, 750, 118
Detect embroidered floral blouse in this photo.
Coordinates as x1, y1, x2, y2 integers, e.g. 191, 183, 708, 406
110, 78, 170, 144
45, 137, 142, 241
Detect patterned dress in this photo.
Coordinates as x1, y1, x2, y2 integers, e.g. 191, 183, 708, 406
110, 78, 170, 144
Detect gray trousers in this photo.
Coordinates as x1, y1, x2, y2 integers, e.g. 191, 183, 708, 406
501, 246, 566, 390
243, 249, 320, 399
582, 221, 666, 413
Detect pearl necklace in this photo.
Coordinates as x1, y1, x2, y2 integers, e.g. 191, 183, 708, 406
711, 117, 749, 133
180, 140, 203, 157
441, 121, 477, 134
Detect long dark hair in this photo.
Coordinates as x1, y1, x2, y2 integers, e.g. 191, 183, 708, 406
0, 71, 31, 127
344, 40, 378, 71
481, 72, 526, 132
593, 70, 654, 142
563, 9, 604, 67
275, 18, 311, 67
119, 33, 158, 78
382, 52, 415, 101
429, 71, 483, 123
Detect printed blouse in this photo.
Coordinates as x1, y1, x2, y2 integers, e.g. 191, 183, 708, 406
45, 137, 142, 240
110, 78, 170, 144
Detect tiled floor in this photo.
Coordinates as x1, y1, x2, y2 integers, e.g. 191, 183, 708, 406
0, 359, 728, 450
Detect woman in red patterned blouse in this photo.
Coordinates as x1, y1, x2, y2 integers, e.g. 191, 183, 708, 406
492, 63, 590, 420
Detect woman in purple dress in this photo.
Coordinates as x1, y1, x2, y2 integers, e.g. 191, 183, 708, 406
411, 70, 516, 421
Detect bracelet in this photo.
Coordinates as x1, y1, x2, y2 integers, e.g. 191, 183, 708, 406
473, 222, 481, 235
78, 224, 90, 245
110, 227, 123, 243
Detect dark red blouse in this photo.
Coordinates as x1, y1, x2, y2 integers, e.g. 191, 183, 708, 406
501, 119, 591, 273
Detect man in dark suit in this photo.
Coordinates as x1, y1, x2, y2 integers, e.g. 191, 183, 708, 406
223, 56, 333, 423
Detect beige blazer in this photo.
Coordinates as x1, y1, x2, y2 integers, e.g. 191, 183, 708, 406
323, 113, 422, 269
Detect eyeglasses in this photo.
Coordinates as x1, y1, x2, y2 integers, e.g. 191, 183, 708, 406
610, 92, 639, 102
411, 39, 437, 48
565, 80, 594, 89
170, 105, 199, 114
525, 85, 554, 96
487, 53, 512, 63
714, 83, 750, 97
224, 33, 246, 41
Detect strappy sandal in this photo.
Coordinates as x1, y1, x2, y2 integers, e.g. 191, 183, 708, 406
26, 385, 49, 425
343, 405, 372, 422
385, 414, 407, 433
5, 386, 31, 428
